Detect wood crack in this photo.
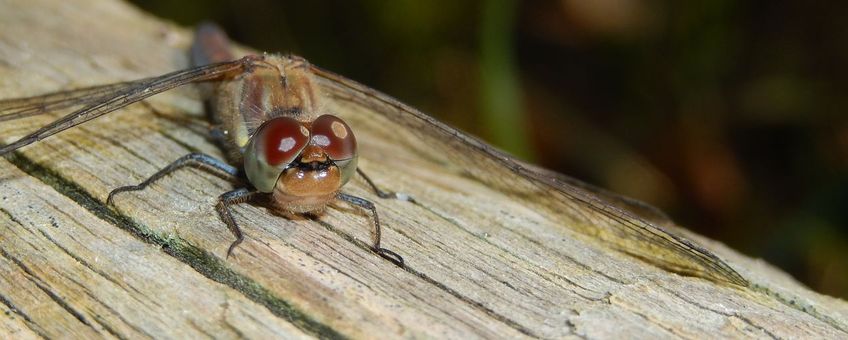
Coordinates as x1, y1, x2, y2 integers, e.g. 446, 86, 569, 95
0, 291, 48, 338
750, 283, 848, 335
84, 290, 153, 340
0, 248, 98, 331
219, 300, 248, 340
660, 286, 781, 339
36, 228, 130, 294
4, 151, 344, 339
312, 218, 540, 338
416, 201, 618, 296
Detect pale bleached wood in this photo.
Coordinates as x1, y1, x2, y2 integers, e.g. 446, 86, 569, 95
0, 0, 846, 339
0, 161, 310, 339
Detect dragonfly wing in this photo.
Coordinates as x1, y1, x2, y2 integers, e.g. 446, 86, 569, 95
518, 161, 675, 228
0, 81, 142, 122
0, 57, 255, 156
311, 65, 748, 287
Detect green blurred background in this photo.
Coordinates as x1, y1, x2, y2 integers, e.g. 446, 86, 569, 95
128, 0, 848, 298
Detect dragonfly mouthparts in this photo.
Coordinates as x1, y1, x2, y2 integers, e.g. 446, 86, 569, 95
292, 160, 333, 171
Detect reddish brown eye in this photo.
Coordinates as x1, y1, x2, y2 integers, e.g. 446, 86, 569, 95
256, 117, 309, 166
310, 115, 357, 160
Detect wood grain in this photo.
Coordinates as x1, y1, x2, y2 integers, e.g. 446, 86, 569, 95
0, 0, 846, 338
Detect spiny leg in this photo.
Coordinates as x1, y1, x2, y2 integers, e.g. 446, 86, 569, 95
107, 152, 240, 205
356, 168, 415, 203
337, 192, 405, 267
216, 188, 260, 258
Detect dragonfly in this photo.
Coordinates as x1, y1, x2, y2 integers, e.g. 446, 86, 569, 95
0, 24, 748, 286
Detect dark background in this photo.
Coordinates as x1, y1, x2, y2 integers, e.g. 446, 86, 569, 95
128, 0, 848, 298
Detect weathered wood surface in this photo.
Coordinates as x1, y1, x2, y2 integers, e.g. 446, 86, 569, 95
0, 0, 846, 338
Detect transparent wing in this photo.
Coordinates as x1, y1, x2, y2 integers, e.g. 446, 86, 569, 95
518, 161, 674, 227
0, 56, 257, 155
311, 65, 748, 287
0, 81, 143, 122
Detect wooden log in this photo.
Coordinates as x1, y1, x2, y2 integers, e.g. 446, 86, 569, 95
0, 0, 845, 338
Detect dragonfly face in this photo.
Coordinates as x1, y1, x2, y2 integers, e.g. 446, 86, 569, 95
244, 114, 359, 213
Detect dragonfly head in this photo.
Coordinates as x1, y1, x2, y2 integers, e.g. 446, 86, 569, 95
244, 115, 358, 203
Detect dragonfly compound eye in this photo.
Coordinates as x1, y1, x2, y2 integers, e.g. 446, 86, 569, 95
310, 115, 357, 161
244, 117, 310, 192
257, 117, 310, 166
310, 115, 358, 185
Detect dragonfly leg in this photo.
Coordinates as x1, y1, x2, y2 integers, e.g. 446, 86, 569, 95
356, 168, 415, 203
337, 192, 405, 267
216, 188, 260, 258
106, 152, 239, 205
